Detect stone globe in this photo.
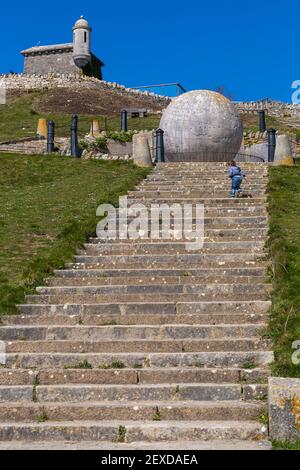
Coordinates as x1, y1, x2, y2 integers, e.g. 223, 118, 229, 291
159, 90, 243, 161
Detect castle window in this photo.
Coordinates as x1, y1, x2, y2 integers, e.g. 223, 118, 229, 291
84, 32, 87, 43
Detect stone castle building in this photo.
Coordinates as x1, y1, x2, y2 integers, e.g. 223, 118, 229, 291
21, 16, 104, 79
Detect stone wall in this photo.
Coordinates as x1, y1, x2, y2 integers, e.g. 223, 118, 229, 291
0, 137, 68, 154
235, 99, 300, 117
269, 377, 300, 442
24, 50, 78, 76
23, 50, 102, 79
0, 74, 171, 109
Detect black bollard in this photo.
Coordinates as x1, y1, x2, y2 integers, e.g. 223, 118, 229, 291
258, 110, 266, 132
71, 114, 80, 157
156, 128, 165, 163
47, 120, 55, 153
121, 110, 128, 131
267, 128, 276, 163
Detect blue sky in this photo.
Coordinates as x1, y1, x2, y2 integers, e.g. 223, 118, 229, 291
1, 0, 299, 102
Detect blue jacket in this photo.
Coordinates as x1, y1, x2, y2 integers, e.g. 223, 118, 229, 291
228, 165, 245, 179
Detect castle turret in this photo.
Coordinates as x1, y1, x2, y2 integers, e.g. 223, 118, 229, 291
72, 16, 91, 68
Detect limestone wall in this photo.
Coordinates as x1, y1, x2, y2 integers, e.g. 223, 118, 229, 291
235, 99, 300, 117
24, 51, 78, 76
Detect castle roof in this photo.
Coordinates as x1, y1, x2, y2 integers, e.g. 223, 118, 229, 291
21, 43, 73, 56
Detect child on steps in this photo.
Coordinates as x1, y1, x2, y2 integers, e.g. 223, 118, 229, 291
227, 160, 246, 198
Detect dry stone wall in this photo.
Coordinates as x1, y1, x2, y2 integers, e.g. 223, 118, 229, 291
235, 99, 300, 117
0, 74, 171, 109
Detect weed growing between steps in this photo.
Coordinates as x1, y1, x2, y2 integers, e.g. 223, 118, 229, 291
267, 161, 300, 377
0, 154, 150, 314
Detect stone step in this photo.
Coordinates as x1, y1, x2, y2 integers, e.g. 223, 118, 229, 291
89, 227, 268, 242
0, 400, 266, 422
17, 300, 271, 316
0, 420, 268, 442
26, 293, 270, 305
80, 240, 265, 255
53, 266, 267, 278
1, 384, 268, 405
34, 383, 244, 402
4, 351, 274, 369
145, 175, 268, 180
4, 338, 270, 353
109, 207, 268, 216
70, 253, 267, 269
126, 197, 267, 205
30, 284, 271, 303
135, 179, 267, 185
130, 191, 267, 198
0, 367, 269, 386
156, 162, 269, 165
3, 312, 268, 326
45, 275, 267, 287
0, 324, 266, 341
0, 439, 272, 450
107, 216, 268, 226
0, 364, 269, 385
151, 176, 268, 181
35, 283, 271, 296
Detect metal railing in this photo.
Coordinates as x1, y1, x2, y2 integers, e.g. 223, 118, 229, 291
130, 83, 186, 97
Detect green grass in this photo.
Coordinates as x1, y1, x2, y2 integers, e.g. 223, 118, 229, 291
242, 113, 300, 138
0, 93, 160, 142
272, 440, 300, 450
0, 153, 150, 314
267, 161, 300, 377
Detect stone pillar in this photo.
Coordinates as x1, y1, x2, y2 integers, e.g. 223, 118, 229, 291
274, 134, 294, 166
132, 133, 153, 167
155, 128, 165, 163
258, 110, 266, 132
47, 120, 55, 153
90, 119, 100, 137
267, 129, 277, 163
70, 114, 80, 157
121, 110, 128, 132
37, 118, 47, 139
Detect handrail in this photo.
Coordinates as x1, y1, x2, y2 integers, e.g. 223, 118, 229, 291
131, 83, 186, 95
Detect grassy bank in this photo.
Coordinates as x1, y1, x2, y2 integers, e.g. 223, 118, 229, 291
267, 161, 300, 377
0, 153, 150, 314
0, 93, 160, 142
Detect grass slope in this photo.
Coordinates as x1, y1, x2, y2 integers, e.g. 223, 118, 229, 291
0, 153, 150, 314
267, 161, 300, 377
0, 92, 160, 142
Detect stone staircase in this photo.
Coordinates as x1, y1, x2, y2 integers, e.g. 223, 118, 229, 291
0, 162, 273, 450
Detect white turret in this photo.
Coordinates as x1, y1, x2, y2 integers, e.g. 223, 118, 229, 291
72, 16, 91, 68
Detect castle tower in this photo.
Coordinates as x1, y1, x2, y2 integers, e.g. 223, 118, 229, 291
72, 16, 92, 68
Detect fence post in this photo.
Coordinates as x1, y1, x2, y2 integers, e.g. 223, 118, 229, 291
46, 120, 55, 153
258, 109, 266, 132
156, 128, 165, 163
267, 128, 276, 163
121, 110, 128, 131
71, 114, 80, 157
